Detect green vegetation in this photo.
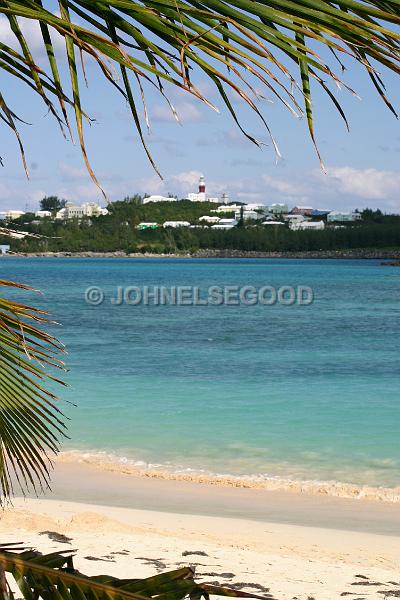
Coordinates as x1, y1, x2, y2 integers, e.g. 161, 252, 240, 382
110, 199, 235, 226
40, 196, 67, 214
2, 201, 399, 255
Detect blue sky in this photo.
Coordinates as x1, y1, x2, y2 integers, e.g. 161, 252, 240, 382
1, 13, 400, 213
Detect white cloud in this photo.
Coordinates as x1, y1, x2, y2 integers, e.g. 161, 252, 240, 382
135, 174, 165, 196
0, 183, 47, 212
2, 161, 399, 214
262, 174, 310, 199
326, 166, 400, 201
152, 101, 204, 123
109, 167, 400, 211
74, 183, 104, 201
59, 162, 88, 181
0, 183, 14, 202
134, 171, 200, 197
235, 191, 264, 201
0, 16, 64, 62
170, 170, 203, 188
27, 189, 47, 205
136, 170, 229, 199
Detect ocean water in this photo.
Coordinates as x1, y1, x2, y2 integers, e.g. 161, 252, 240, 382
1, 258, 400, 492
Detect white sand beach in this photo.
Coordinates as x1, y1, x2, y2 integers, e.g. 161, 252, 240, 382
3, 460, 400, 600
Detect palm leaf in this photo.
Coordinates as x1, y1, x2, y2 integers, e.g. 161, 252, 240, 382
0, 280, 67, 503
0, 0, 399, 187
0, 549, 267, 600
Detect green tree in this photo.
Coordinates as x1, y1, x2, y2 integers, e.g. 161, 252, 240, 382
40, 196, 66, 214
237, 206, 244, 228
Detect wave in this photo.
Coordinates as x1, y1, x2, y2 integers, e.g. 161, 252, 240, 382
56, 450, 400, 503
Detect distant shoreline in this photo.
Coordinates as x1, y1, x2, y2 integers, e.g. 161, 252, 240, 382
2, 248, 400, 259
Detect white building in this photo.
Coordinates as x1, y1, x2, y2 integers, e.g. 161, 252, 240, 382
55, 207, 68, 220
35, 210, 52, 218
137, 222, 159, 230
163, 221, 190, 228
269, 203, 288, 215
261, 221, 285, 226
290, 220, 325, 231
244, 203, 267, 212
0, 245, 10, 254
65, 204, 84, 219
235, 209, 260, 221
84, 203, 108, 217
142, 195, 175, 204
327, 211, 362, 223
212, 204, 244, 214
220, 193, 230, 204
284, 214, 306, 223
6, 210, 25, 220
56, 202, 108, 220
199, 216, 220, 224
187, 192, 207, 202
212, 218, 238, 230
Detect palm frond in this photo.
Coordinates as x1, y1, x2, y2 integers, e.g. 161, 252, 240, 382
0, 280, 67, 503
0, 0, 399, 188
0, 549, 267, 600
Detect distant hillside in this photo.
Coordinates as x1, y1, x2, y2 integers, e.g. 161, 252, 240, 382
109, 199, 236, 224
1, 199, 400, 255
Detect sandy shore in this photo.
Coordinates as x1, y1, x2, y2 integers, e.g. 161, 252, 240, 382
2, 460, 400, 600
3, 496, 400, 600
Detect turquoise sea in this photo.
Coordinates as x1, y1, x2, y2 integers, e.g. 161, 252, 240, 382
2, 258, 400, 492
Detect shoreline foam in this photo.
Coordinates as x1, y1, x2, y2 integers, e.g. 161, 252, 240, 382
56, 450, 400, 503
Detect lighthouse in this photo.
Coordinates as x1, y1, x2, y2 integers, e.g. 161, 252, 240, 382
186, 174, 219, 202
198, 175, 206, 194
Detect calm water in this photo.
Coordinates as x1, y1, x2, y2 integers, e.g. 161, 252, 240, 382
2, 258, 400, 488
